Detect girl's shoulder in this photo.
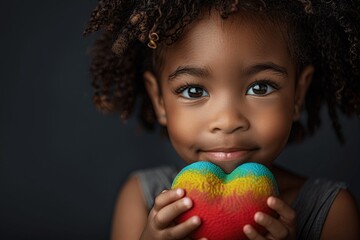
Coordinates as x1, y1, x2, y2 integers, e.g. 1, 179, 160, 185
111, 172, 149, 239
293, 178, 360, 239
133, 165, 179, 210
111, 166, 179, 239
320, 186, 360, 239
293, 178, 347, 207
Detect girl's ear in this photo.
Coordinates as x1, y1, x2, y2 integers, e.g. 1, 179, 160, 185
143, 71, 167, 126
293, 65, 314, 121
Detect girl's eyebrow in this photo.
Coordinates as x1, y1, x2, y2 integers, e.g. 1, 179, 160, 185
244, 62, 288, 77
168, 62, 288, 81
168, 65, 210, 81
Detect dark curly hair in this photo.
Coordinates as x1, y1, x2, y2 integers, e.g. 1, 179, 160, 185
83, 0, 360, 143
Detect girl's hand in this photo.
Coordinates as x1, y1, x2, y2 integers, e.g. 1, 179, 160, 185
243, 196, 296, 240
140, 188, 205, 240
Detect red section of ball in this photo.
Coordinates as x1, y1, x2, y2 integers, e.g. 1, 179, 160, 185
176, 190, 276, 240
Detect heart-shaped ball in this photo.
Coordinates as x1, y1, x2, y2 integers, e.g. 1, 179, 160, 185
171, 161, 278, 240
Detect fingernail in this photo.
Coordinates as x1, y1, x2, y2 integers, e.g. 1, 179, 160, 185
183, 197, 192, 207
176, 188, 184, 196
243, 224, 252, 234
191, 216, 201, 225
254, 212, 263, 222
267, 196, 276, 206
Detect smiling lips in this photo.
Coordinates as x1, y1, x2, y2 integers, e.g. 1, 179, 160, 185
201, 148, 256, 161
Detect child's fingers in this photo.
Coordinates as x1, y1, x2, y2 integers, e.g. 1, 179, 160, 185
267, 196, 296, 225
250, 196, 296, 239
153, 188, 185, 211
162, 216, 201, 239
243, 224, 266, 240
254, 212, 289, 239
245, 196, 297, 240
154, 197, 193, 229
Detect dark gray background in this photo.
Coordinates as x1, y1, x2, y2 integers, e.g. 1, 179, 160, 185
0, 1, 359, 240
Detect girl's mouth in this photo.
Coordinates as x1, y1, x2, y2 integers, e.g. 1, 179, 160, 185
200, 148, 257, 162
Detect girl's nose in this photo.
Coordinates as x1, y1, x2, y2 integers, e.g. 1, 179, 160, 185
208, 99, 250, 134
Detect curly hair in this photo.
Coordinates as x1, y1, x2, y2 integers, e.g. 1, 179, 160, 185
83, 0, 360, 143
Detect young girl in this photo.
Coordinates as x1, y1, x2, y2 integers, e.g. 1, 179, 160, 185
84, 1, 360, 239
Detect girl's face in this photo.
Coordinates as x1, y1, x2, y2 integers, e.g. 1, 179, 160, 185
145, 11, 313, 173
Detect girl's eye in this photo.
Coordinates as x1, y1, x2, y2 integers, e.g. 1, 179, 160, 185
178, 86, 209, 99
246, 81, 278, 96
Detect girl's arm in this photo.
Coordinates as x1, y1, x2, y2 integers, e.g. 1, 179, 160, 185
110, 175, 148, 240
321, 189, 360, 240
110, 175, 203, 240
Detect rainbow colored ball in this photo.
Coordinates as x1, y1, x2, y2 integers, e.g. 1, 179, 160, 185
171, 161, 279, 240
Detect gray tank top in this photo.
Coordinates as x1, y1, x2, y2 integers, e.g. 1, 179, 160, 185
134, 166, 346, 240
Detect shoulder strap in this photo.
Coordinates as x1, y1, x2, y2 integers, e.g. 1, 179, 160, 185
134, 166, 179, 211
292, 178, 347, 240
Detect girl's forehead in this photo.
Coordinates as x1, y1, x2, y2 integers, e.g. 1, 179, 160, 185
159, 10, 293, 76
190, 11, 284, 45
162, 10, 288, 55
